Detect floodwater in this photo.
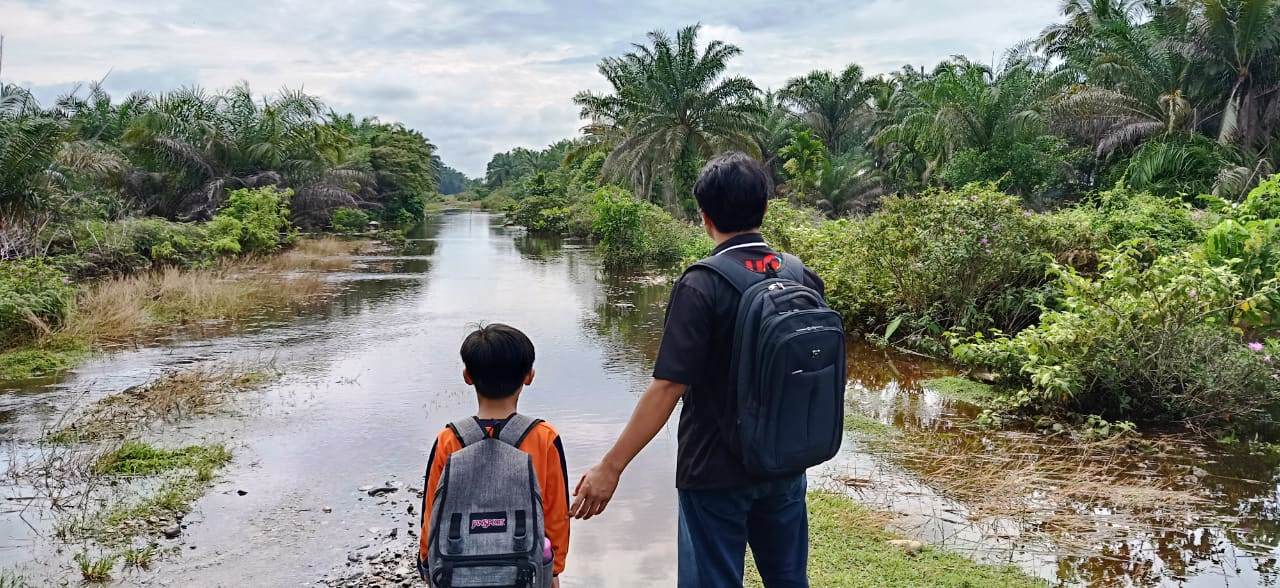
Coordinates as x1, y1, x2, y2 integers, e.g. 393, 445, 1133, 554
0, 210, 1277, 587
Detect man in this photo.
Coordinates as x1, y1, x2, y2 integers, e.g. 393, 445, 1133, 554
570, 152, 825, 587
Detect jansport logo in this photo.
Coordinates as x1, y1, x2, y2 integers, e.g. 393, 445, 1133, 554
469, 512, 508, 534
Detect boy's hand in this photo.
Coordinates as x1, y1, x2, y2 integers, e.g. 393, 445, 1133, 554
570, 461, 620, 520
551, 577, 560, 588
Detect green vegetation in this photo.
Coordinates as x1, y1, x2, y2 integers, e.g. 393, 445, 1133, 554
745, 493, 1045, 588
93, 441, 231, 477
473, 6, 1280, 434
329, 207, 371, 233
843, 414, 895, 438
921, 377, 996, 406
73, 552, 115, 583
120, 545, 159, 570
60, 441, 233, 545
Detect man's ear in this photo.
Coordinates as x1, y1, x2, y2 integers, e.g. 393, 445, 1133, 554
524, 368, 535, 386
700, 211, 716, 235
463, 369, 473, 385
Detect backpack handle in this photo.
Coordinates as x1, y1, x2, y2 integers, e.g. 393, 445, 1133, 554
690, 252, 806, 293
449, 414, 543, 449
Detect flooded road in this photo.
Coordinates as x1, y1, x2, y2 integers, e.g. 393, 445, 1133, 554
2, 210, 1279, 586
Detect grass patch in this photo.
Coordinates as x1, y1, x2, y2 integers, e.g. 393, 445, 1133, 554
61, 442, 233, 545
93, 441, 231, 477
0, 571, 30, 588
845, 413, 896, 438
259, 237, 370, 272
922, 376, 996, 405
120, 545, 159, 570
746, 492, 1044, 587
49, 364, 274, 442
0, 336, 88, 381
74, 552, 115, 583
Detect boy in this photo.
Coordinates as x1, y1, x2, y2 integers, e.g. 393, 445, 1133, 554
418, 324, 569, 586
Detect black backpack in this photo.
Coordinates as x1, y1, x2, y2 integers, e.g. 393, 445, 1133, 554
690, 250, 846, 476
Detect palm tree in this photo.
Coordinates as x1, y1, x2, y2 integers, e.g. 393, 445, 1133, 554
779, 64, 879, 153
750, 90, 797, 183
574, 24, 763, 211
874, 55, 1064, 188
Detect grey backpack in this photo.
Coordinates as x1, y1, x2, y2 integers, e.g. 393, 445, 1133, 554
426, 414, 552, 588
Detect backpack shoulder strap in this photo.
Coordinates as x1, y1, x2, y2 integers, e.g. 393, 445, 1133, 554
447, 417, 488, 447
689, 253, 765, 294
777, 252, 807, 283
691, 251, 808, 292
496, 413, 543, 448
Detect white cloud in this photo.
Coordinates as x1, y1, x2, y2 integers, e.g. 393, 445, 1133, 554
0, 0, 1061, 176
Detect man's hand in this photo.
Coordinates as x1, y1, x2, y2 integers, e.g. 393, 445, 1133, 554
570, 461, 621, 520
568, 378, 684, 521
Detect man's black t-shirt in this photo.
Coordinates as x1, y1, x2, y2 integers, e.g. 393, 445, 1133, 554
653, 233, 826, 490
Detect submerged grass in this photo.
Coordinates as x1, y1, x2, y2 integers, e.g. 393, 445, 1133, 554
93, 441, 231, 477
746, 492, 1044, 587
59, 441, 233, 546
49, 364, 274, 443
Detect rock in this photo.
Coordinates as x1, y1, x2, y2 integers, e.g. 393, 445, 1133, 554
162, 524, 182, 539
406, 504, 414, 515
348, 553, 361, 563
323, 506, 333, 513
886, 539, 925, 555
1191, 466, 1210, 478
388, 528, 398, 540
236, 489, 248, 496
393, 566, 411, 577
368, 486, 399, 497
359, 485, 375, 492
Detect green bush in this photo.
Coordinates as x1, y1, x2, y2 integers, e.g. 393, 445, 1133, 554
953, 250, 1280, 428
507, 194, 572, 234
589, 187, 708, 269
0, 259, 75, 349
768, 185, 1054, 345
207, 187, 295, 255
54, 218, 213, 277
330, 208, 370, 233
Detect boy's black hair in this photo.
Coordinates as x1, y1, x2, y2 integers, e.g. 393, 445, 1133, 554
460, 323, 536, 399
693, 152, 772, 233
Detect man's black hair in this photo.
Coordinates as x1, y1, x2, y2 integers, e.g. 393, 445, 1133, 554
460, 323, 536, 399
692, 152, 772, 233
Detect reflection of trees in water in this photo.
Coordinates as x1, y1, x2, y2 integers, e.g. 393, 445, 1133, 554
513, 230, 568, 263
584, 271, 673, 369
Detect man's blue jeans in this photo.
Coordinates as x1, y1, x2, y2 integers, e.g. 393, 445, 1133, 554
677, 474, 808, 588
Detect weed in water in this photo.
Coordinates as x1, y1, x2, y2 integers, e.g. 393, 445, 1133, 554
745, 493, 1044, 587
74, 552, 116, 583
921, 376, 997, 406
0, 570, 29, 588
93, 441, 231, 477
121, 545, 158, 570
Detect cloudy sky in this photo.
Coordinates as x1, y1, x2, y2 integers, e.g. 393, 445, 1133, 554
2, 0, 1061, 177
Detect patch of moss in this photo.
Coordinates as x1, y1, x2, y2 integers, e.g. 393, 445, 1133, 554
922, 376, 997, 406
746, 492, 1045, 587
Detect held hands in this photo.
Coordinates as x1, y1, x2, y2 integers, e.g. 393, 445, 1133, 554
569, 461, 621, 520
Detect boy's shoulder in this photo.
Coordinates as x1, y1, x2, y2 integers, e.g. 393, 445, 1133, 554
433, 417, 560, 446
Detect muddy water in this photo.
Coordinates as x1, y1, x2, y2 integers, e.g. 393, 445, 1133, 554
1, 210, 1278, 587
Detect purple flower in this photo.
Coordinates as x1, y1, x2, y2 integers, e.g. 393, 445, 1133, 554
1248, 342, 1265, 352
980, 237, 990, 246
1187, 289, 1197, 299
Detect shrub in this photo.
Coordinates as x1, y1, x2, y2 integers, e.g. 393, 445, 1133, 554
507, 194, 571, 234
330, 208, 370, 233
208, 187, 295, 254
776, 185, 1053, 345
0, 259, 75, 349
953, 250, 1280, 429
590, 186, 708, 269
53, 218, 213, 276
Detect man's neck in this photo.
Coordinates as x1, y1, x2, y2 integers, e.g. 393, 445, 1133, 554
711, 229, 762, 248
476, 396, 519, 420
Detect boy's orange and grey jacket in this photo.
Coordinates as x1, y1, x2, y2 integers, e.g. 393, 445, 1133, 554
419, 417, 570, 576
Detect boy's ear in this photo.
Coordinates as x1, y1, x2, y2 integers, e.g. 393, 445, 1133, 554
463, 369, 473, 386
524, 368, 535, 386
